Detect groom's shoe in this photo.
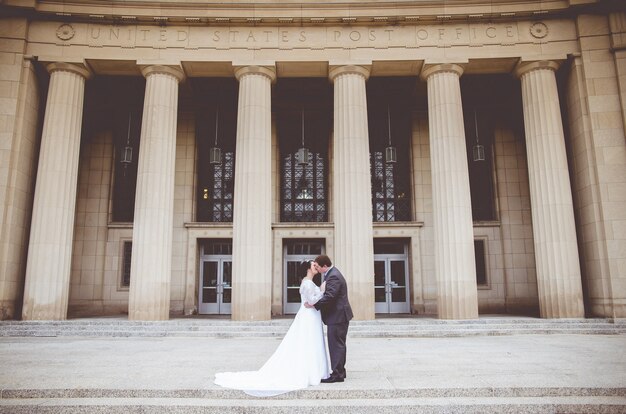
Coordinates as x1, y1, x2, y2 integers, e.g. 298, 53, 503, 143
321, 376, 344, 383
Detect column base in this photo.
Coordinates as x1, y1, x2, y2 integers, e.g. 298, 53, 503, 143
588, 298, 626, 318
0, 301, 18, 320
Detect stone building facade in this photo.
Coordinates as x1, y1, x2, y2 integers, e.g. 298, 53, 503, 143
0, 0, 624, 321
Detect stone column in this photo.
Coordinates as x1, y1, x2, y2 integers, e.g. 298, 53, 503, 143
421, 63, 479, 320
231, 65, 275, 321
128, 65, 184, 321
515, 60, 584, 318
22, 62, 91, 320
329, 65, 375, 320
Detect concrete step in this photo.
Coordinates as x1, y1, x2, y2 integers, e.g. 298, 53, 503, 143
2, 396, 626, 413
3, 387, 625, 399
1, 388, 625, 414
1, 318, 624, 337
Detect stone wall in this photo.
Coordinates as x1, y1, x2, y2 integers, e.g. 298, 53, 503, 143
0, 18, 40, 320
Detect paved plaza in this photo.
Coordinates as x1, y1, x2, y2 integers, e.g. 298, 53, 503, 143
0, 331, 625, 411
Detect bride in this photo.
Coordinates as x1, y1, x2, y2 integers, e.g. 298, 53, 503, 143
214, 260, 330, 396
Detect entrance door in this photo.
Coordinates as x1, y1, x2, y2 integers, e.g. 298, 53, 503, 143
198, 241, 232, 315
283, 240, 324, 314
374, 240, 410, 314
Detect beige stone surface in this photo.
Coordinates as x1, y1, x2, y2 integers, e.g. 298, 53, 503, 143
330, 65, 375, 320
22, 63, 89, 320
0, 52, 39, 320
1, 0, 624, 321
422, 63, 479, 320
564, 14, 626, 318
517, 61, 584, 318
231, 65, 275, 321
128, 65, 184, 321
493, 126, 538, 315
68, 131, 111, 317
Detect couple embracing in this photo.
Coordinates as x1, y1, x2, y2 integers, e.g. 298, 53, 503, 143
214, 255, 353, 397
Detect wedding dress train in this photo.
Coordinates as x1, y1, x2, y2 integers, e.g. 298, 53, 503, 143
214, 279, 330, 397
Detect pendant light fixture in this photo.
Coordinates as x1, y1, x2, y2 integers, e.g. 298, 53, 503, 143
385, 104, 397, 164
209, 108, 222, 164
120, 112, 133, 176
472, 109, 485, 162
296, 109, 310, 166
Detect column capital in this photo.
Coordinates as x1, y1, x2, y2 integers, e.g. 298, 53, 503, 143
139, 64, 185, 82
514, 60, 561, 78
46, 62, 92, 80
328, 65, 371, 82
234, 65, 277, 83
420, 63, 465, 81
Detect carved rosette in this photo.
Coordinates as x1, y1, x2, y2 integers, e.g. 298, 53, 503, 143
56, 24, 75, 41
530, 22, 548, 39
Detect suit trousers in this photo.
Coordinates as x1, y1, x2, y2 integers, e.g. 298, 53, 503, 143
327, 321, 349, 379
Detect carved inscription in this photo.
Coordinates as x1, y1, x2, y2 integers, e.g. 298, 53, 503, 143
57, 22, 541, 49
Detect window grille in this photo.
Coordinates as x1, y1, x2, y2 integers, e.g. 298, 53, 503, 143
281, 152, 328, 222
121, 241, 132, 287
194, 80, 238, 223
198, 151, 235, 222
370, 151, 411, 222
202, 240, 233, 255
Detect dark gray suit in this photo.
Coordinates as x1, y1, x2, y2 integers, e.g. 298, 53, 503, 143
314, 266, 353, 379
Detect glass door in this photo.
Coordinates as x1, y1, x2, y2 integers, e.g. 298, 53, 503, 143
374, 240, 410, 314
198, 241, 232, 315
283, 240, 324, 314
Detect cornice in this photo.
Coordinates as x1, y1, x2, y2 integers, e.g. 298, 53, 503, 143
0, 0, 610, 27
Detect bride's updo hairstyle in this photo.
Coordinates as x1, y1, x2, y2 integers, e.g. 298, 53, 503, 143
299, 260, 313, 277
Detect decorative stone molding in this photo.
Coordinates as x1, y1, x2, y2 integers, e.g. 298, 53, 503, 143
420, 63, 465, 80
514, 59, 560, 78
139, 64, 185, 82
46, 62, 92, 79
328, 64, 371, 81
529, 22, 549, 38
233, 65, 277, 83
56, 24, 75, 40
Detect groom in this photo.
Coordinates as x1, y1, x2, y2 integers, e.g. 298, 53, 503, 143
305, 254, 353, 383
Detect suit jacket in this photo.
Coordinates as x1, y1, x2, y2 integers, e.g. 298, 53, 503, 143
314, 267, 354, 325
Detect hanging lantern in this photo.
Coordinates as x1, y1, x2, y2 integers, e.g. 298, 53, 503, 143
121, 113, 133, 175
210, 108, 222, 165
473, 144, 485, 162
296, 147, 310, 166
121, 145, 133, 165
385, 146, 397, 163
209, 147, 222, 164
385, 104, 397, 163
472, 109, 485, 162
297, 109, 310, 166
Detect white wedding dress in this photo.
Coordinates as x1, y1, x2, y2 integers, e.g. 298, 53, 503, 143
214, 279, 330, 397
